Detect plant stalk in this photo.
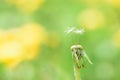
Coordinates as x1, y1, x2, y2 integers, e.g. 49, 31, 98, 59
74, 65, 81, 80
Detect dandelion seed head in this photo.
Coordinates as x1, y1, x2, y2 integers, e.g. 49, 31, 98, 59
71, 45, 83, 50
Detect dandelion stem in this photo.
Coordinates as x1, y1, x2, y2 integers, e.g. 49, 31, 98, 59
74, 65, 81, 80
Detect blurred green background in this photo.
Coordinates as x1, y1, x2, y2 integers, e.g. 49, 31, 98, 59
0, 0, 120, 80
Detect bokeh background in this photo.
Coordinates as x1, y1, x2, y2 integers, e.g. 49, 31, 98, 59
0, 0, 120, 80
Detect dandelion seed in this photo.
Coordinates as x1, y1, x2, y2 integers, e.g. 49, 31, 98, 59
65, 27, 85, 35
74, 29, 85, 34
65, 27, 75, 34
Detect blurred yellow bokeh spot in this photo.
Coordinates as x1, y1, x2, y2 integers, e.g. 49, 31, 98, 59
7, 0, 44, 13
81, 0, 102, 5
0, 23, 47, 69
18, 23, 47, 46
78, 8, 105, 30
18, 23, 47, 60
45, 32, 60, 48
113, 29, 120, 47
104, 0, 120, 8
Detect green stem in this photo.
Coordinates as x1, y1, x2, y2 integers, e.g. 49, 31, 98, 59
74, 65, 81, 80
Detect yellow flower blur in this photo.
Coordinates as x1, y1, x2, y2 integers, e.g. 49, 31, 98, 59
113, 29, 120, 47
18, 23, 47, 60
104, 0, 120, 8
7, 0, 44, 13
0, 23, 47, 69
45, 32, 60, 48
78, 9, 105, 30
81, 0, 101, 5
